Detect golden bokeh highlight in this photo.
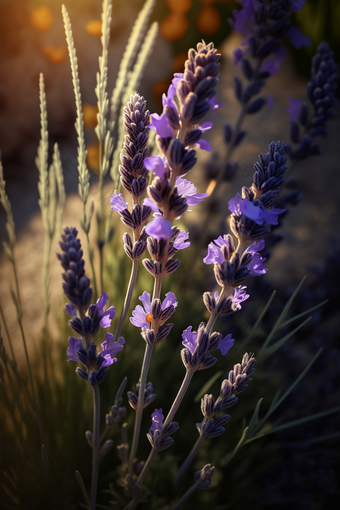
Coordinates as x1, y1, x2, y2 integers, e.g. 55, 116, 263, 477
41, 45, 68, 64
29, 5, 54, 33
86, 144, 100, 174
160, 12, 189, 41
166, 0, 192, 14
197, 5, 222, 35
85, 20, 102, 38
82, 104, 98, 128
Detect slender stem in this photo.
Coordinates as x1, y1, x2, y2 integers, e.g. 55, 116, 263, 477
42, 234, 52, 330
86, 230, 98, 301
176, 436, 204, 483
123, 449, 158, 510
128, 343, 153, 472
0, 304, 16, 364
171, 483, 198, 510
115, 258, 138, 341
91, 385, 100, 510
137, 447, 157, 486
163, 369, 195, 429
99, 243, 104, 294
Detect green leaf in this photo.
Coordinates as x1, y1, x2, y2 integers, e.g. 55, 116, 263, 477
222, 427, 249, 466
75, 471, 90, 506
260, 276, 307, 352
259, 316, 312, 360
278, 300, 328, 330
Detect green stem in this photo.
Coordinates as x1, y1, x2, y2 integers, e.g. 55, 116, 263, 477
128, 343, 153, 473
91, 385, 100, 510
171, 483, 198, 510
86, 231, 98, 301
176, 436, 204, 483
115, 258, 138, 341
163, 369, 195, 429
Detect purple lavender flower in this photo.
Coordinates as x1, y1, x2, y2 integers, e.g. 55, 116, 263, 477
57, 227, 92, 312
288, 97, 303, 122
230, 0, 256, 36
130, 291, 178, 330
149, 408, 164, 434
203, 235, 232, 265
144, 155, 168, 179
233, 286, 250, 309
208, 96, 222, 117
65, 303, 77, 317
100, 333, 125, 364
110, 191, 128, 212
243, 240, 268, 276
119, 94, 150, 199
173, 230, 190, 250
233, 48, 244, 66
181, 326, 198, 355
288, 27, 311, 49
145, 215, 173, 240
175, 177, 207, 206
66, 336, 83, 361
149, 112, 173, 138
228, 193, 285, 226
218, 334, 235, 356
96, 292, 115, 328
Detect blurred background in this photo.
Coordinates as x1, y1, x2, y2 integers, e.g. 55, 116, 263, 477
0, 1, 339, 509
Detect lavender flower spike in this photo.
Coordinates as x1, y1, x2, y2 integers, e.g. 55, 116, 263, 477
130, 291, 178, 330
149, 408, 164, 434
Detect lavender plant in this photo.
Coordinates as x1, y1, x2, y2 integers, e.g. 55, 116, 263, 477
0, 1, 339, 509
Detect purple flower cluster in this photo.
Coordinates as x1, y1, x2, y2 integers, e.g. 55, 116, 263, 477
67, 335, 124, 385
181, 323, 239, 372
57, 227, 124, 385
110, 94, 153, 260
287, 42, 338, 160
196, 353, 256, 440
130, 290, 178, 345
147, 408, 179, 451
224, 1, 311, 151
144, 41, 220, 239
229, 141, 287, 243
230, 0, 311, 74
204, 234, 267, 283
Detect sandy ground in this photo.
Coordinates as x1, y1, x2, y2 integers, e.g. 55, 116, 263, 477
0, 32, 339, 366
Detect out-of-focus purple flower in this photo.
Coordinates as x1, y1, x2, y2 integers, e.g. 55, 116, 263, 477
196, 122, 212, 151
244, 240, 268, 276
233, 286, 250, 309
268, 94, 274, 108
145, 215, 173, 240
163, 73, 184, 109
175, 177, 207, 206
203, 235, 231, 265
288, 27, 311, 49
143, 198, 159, 212
288, 97, 303, 122
233, 48, 244, 66
110, 191, 128, 213
228, 193, 285, 225
149, 408, 164, 434
130, 291, 178, 330
65, 303, 77, 317
96, 292, 115, 328
67, 336, 83, 361
100, 333, 125, 365
291, 0, 306, 12
262, 47, 286, 75
144, 155, 168, 179
181, 326, 198, 354
173, 230, 190, 250
208, 96, 222, 117
149, 112, 173, 138
230, 0, 256, 35
218, 334, 235, 356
